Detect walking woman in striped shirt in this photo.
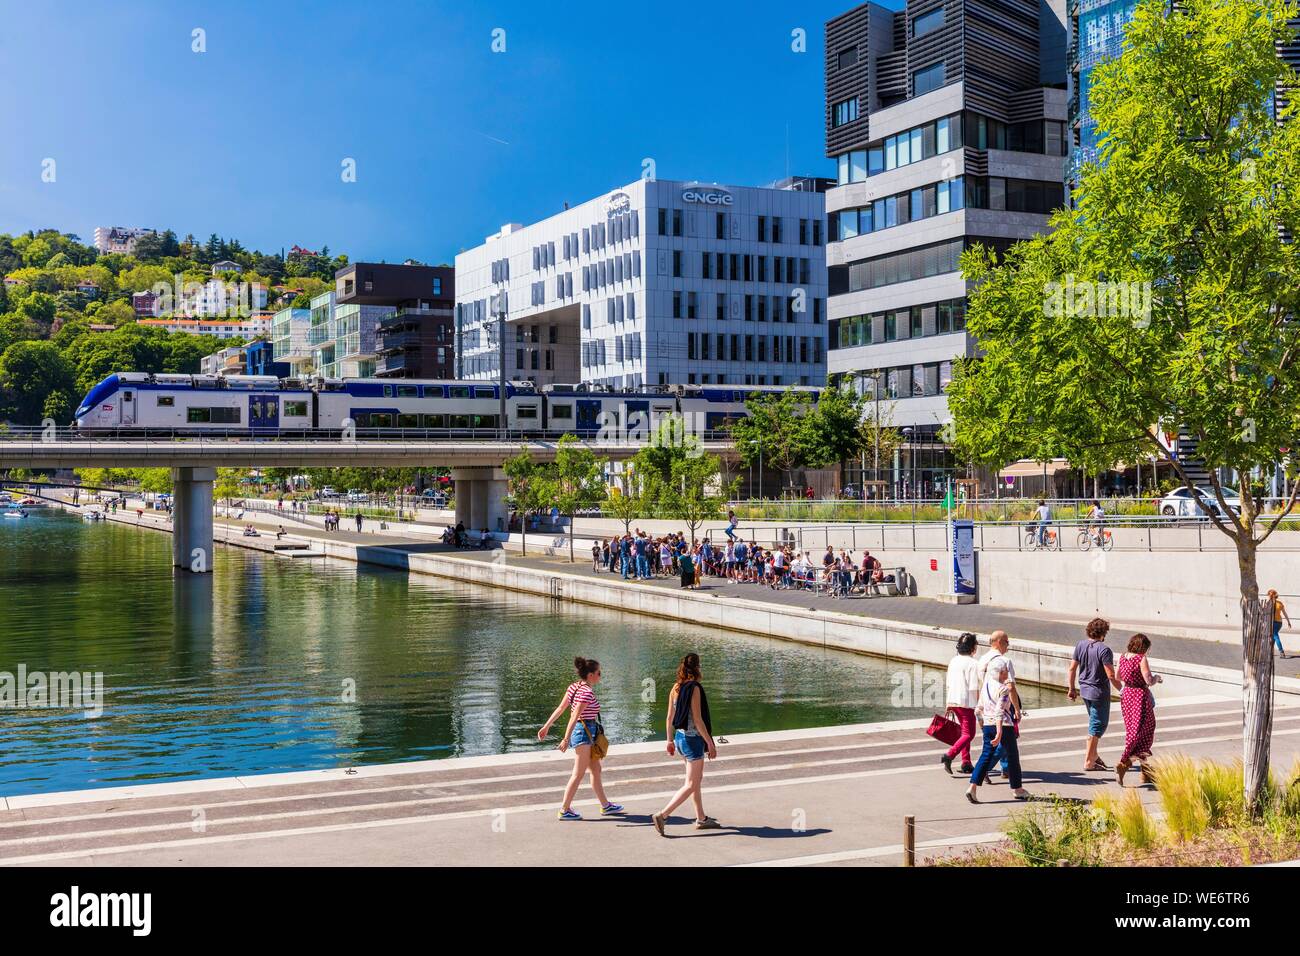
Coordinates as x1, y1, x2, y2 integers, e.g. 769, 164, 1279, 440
537, 657, 624, 821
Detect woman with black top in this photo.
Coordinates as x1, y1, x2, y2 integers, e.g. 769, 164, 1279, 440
652, 653, 719, 835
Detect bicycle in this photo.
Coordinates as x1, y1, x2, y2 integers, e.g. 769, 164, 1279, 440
1023, 525, 1062, 551
1076, 527, 1114, 551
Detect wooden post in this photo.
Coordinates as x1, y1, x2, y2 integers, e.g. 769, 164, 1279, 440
903, 814, 916, 867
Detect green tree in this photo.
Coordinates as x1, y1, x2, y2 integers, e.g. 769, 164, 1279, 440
729, 391, 815, 494
657, 451, 736, 544
947, 0, 1300, 812
0, 340, 75, 424
503, 447, 551, 555
550, 435, 607, 560
604, 463, 648, 534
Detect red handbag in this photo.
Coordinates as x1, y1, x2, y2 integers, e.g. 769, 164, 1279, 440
927, 713, 962, 746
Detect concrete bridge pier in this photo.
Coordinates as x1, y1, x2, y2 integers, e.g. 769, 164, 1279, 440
450, 467, 508, 535
172, 467, 215, 573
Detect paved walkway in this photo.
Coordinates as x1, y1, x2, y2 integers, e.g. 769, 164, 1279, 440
3, 696, 1297, 866
425, 545, 1298, 678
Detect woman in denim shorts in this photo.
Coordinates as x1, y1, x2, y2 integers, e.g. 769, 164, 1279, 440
537, 656, 623, 821
652, 653, 720, 835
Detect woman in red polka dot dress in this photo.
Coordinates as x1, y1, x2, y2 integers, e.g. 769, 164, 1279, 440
1116, 633, 1162, 786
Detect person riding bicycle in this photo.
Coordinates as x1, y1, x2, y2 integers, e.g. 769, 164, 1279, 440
1087, 499, 1106, 545
1034, 499, 1052, 547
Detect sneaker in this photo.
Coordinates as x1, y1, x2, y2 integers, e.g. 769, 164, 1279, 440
600, 802, 624, 815
695, 816, 721, 829
557, 809, 582, 821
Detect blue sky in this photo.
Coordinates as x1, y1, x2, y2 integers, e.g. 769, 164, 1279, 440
0, 0, 898, 264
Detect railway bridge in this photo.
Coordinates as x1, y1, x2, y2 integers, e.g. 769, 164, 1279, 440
0, 429, 732, 572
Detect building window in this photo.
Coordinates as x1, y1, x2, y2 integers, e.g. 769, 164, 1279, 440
837, 46, 858, 70
832, 98, 859, 128
912, 6, 945, 37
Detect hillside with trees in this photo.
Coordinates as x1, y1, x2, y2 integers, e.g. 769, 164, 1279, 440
0, 229, 348, 424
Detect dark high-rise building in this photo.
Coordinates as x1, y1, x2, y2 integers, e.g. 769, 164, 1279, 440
824, 0, 1069, 496
334, 262, 455, 379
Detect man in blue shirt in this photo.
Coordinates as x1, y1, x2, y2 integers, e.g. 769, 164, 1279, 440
1068, 617, 1122, 771
620, 534, 633, 580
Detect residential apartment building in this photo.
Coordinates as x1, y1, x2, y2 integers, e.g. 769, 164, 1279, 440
305, 289, 391, 379
92, 226, 155, 255
454, 177, 828, 388
176, 277, 268, 317
271, 306, 314, 377
137, 315, 272, 339
824, 0, 1069, 493
335, 262, 455, 379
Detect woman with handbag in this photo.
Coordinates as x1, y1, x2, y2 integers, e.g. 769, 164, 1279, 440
941, 632, 981, 775
537, 657, 624, 821
652, 653, 720, 835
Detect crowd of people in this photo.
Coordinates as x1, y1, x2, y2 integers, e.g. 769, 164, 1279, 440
942, 619, 1164, 802
592, 531, 898, 596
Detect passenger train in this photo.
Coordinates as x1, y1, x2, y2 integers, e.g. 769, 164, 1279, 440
73, 373, 819, 437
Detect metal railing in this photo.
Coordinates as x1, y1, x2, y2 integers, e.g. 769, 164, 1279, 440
0, 426, 734, 445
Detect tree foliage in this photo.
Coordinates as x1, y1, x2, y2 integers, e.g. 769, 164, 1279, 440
946, 0, 1300, 811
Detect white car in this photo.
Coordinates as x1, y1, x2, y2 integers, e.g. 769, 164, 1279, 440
346, 490, 368, 502
1160, 486, 1240, 517
319, 487, 340, 499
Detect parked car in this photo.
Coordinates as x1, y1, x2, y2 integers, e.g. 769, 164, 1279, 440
319, 487, 340, 499
1160, 485, 1241, 517
346, 490, 368, 502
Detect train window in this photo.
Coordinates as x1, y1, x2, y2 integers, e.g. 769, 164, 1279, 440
551, 404, 573, 420
474, 387, 495, 399
398, 414, 420, 428
517, 406, 539, 419
371, 413, 394, 428
472, 414, 499, 429
157, 396, 175, 407
187, 408, 211, 423
123, 391, 133, 401
211, 407, 240, 424
449, 386, 471, 399
397, 386, 418, 398
383, 386, 395, 397
284, 401, 308, 417
450, 414, 471, 429
422, 414, 447, 429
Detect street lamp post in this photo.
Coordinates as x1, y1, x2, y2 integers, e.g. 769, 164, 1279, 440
497, 301, 506, 441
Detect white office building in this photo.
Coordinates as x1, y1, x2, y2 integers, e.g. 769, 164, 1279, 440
455, 177, 829, 388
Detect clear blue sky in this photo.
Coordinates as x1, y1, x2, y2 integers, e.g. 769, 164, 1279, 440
0, 0, 898, 265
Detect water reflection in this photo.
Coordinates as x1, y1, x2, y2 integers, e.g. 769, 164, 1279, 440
0, 511, 1038, 797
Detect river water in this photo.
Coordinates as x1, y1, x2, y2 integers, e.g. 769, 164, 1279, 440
0, 510, 1033, 797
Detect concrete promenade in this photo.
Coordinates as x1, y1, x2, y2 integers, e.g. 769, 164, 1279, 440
55, 493, 1300, 686
3, 696, 1299, 866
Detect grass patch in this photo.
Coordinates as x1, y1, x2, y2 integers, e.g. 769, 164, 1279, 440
940, 757, 1300, 866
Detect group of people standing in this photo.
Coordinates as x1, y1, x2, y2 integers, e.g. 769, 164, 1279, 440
593, 529, 892, 595
537, 653, 720, 835
943, 619, 1163, 801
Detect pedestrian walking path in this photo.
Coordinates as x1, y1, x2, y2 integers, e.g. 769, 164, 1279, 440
2, 696, 1296, 866
441, 547, 1300, 678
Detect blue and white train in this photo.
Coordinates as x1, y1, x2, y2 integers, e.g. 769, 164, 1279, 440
72, 373, 818, 437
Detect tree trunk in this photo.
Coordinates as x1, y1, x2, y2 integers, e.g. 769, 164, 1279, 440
569, 514, 574, 563
1238, 540, 1274, 814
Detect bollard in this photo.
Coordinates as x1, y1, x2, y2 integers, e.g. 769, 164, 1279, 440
903, 814, 916, 867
